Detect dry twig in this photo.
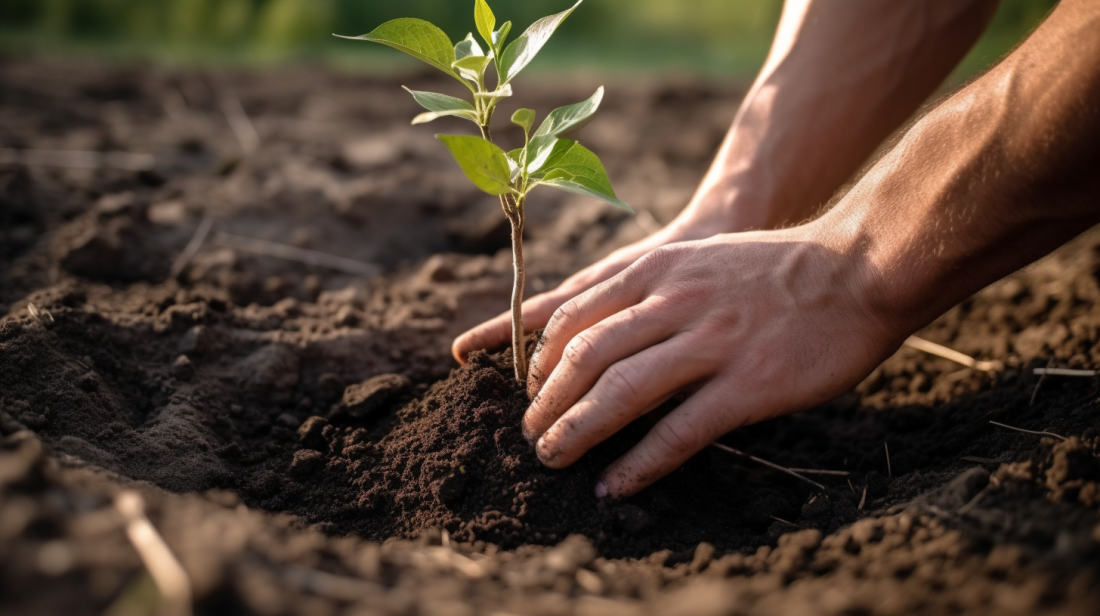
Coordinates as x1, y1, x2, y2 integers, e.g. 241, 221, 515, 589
710, 443, 826, 491
858, 485, 868, 510
989, 420, 1067, 442
169, 213, 215, 280
214, 232, 382, 278
884, 442, 892, 479
1031, 358, 1054, 406
903, 336, 1001, 372
769, 515, 802, 529
114, 491, 192, 616
787, 467, 850, 477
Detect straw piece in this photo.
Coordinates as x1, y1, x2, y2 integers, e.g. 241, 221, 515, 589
710, 443, 826, 491
989, 420, 1067, 442
903, 336, 1001, 372
1033, 368, 1097, 377
114, 491, 192, 616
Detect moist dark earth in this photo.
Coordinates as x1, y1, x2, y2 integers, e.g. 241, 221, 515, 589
1, 55, 1099, 615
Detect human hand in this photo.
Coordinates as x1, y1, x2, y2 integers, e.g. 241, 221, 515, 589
521, 225, 901, 498
451, 210, 734, 363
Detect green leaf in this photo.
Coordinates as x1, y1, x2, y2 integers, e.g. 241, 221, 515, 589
499, 0, 582, 84
534, 86, 604, 138
512, 108, 536, 134
412, 110, 479, 125
402, 87, 478, 125
474, 0, 497, 49
338, 19, 457, 79
454, 33, 485, 61
526, 134, 559, 173
493, 21, 513, 55
532, 139, 633, 212
436, 135, 515, 195
402, 87, 475, 114
453, 55, 492, 82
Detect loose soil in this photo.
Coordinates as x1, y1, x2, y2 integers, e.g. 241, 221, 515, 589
1, 56, 1099, 615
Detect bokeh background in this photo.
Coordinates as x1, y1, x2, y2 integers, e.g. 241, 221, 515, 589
0, 0, 1059, 79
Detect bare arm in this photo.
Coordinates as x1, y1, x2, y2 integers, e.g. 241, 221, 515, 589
524, 0, 1100, 498
453, 0, 998, 361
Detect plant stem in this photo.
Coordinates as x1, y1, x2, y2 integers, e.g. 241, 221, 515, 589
508, 203, 527, 383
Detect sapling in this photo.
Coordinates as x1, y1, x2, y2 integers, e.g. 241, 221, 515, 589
338, 0, 632, 383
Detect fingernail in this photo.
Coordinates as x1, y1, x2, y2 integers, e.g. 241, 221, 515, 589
594, 480, 608, 499
535, 437, 555, 464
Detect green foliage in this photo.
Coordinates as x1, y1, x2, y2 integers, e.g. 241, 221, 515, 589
344, 0, 629, 216
338, 18, 459, 81
498, 0, 580, 84
532, 141, 633, 212
436, 135, 515, 195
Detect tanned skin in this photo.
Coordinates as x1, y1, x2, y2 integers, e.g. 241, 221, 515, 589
453, 0, 1100, 498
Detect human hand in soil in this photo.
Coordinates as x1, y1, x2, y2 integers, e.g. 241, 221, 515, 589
522, 224, 901, 498
523, 0, 1100, 497
452, 0, 998, 363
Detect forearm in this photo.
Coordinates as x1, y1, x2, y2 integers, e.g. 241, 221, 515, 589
822, 0, 1100, 334
684, 0, 998, 233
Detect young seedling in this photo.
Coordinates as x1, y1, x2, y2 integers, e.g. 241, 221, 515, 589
337, 0, 632, 383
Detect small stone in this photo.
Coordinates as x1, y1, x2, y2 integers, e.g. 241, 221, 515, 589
297, 416, 329, 450
178, 325, 210, 354
171, 355, 194, 381
543, 535, 597, 574
331, 374, 411, 423
433, 471, 467, 505
276, 413, 300, 429
289, 449, 324, 477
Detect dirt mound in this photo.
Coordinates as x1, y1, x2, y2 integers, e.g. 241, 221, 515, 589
274, 344, 756, 555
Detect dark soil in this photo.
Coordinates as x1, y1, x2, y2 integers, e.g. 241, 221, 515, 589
1, 56, 1099, 615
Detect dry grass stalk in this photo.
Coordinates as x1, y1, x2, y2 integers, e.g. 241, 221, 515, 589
787, 467, 850, 477
214, 232, 382, 278
858, 485, 868, 510
769, 515, 801, 529
1033, 367, 1097, 377
884, 442, 892, 479
1031, 358, 1054, 406
903, 336, 1001, 372
989, 420, 1067, 442
169, 213, 215, 280
710, 443, 826, 491
114, 491, 193, 616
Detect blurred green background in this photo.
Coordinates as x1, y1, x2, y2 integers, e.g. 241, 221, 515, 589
0, 0, 1058, 78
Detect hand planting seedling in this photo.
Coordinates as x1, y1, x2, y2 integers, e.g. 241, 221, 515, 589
338, 0, 632, 383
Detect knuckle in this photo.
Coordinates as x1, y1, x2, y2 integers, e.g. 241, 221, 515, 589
546, 299, 579, 335
652, 419, 698, 457
601, 362, 641, 401
562, 332, 599, 368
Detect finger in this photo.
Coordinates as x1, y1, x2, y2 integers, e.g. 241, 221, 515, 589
597, 383, 748, 499
534, 335, 713, 468
522, 295, 680, 441
526, 271, 656, 400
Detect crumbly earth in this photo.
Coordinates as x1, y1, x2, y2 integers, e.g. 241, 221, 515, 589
1, 56, 1099, 615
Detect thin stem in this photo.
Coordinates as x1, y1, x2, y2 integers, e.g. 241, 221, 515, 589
509, 197, 527, 383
